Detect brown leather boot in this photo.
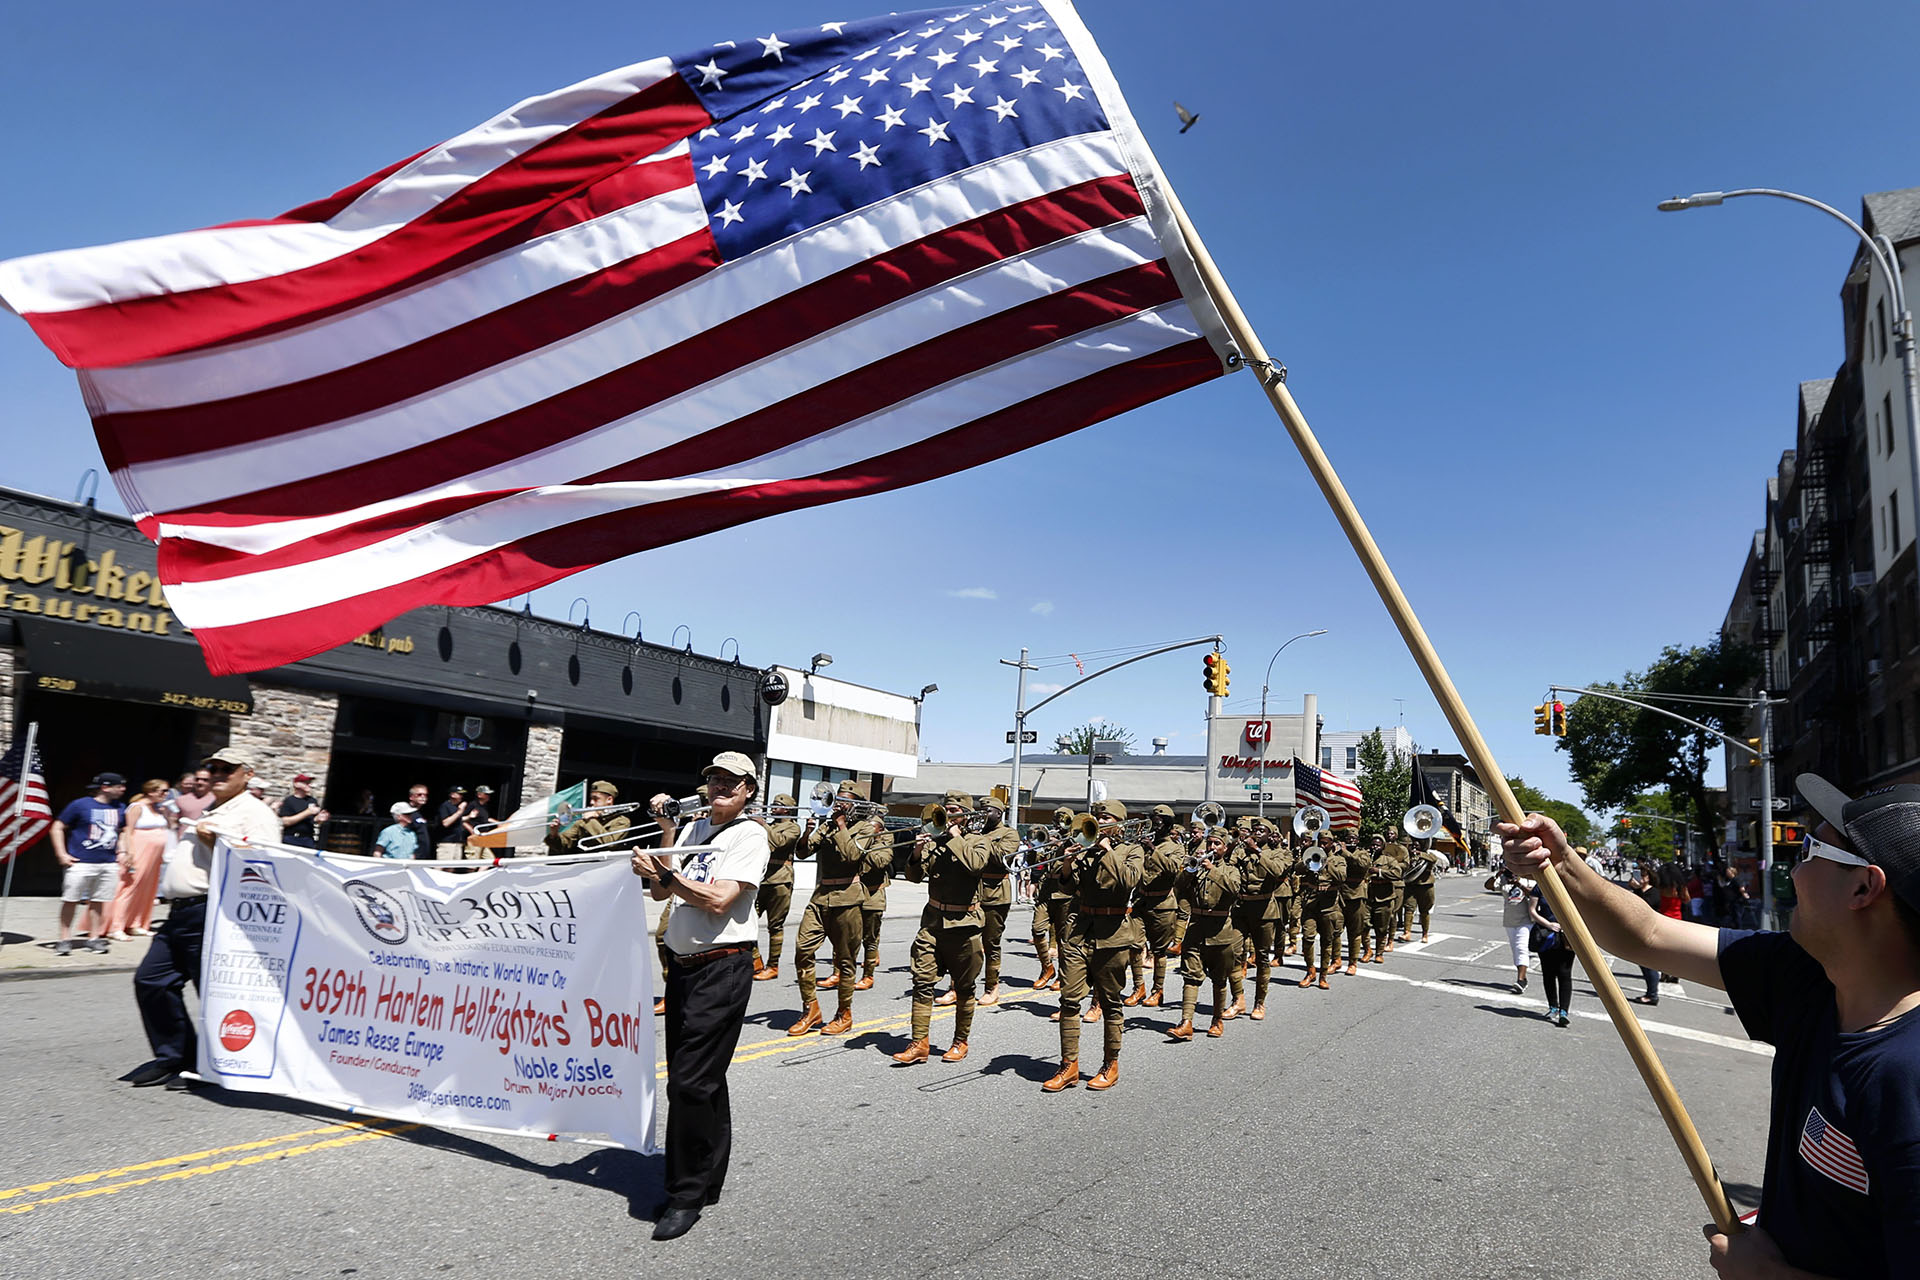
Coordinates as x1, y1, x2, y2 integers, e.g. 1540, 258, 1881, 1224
1360, 950, 1375, 965
978, 986, 999, 1006
820, 1007, 854, 1036
1166, 1020, 1194, 1042
818, 972, 840, 990
1033, 963, 1055, 989
1087, 1060, 1119, 1090
1316, 973, 1330, 990
1206, 1019, 1224, 1038
753, 966, 780, 981
1224, 999, 1242, 1020
1250, 1004, 1266, 1021
1345, 961, 1358, 976
934, 988, 957, 1006
1383, 940, 1395, 954
1298, 969, 1318, 988
1041, 1060, 1080, 1092
1080, 1005, 1100, 1024
1121, 988, 1144, 1007
787, 1001, 821, 1036
1049, 1009, 1063, 1022
1372, 951, 1386, 964
941, 1041, 970, 1063
1146, 987, 1164, 1008
891, 1038, 930, 1065
853, 975, 874, 990
653, 997, 666, 1015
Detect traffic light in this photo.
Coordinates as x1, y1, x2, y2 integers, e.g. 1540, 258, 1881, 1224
1549, 700, 1568, 737
1746, 737, 1762, 767
1203, 652, 1230, 697
1620, 817, 1632, 829
1533, 704, 1551, 735
1772, 822, 1801, 847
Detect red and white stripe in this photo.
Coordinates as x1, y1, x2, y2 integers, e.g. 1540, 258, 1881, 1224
0, 6, 1226, 675
0, 768, 53, 865
1799, 1107, 1870, 1195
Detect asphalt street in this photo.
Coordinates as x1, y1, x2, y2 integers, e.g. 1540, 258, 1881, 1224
4, 874, 1773, 1279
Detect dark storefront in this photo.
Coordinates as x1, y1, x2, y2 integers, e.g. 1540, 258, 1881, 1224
0, 485, 769, 890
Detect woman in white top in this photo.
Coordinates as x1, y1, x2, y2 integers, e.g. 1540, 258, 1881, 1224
1487, 868, 1537, 993
107, 778, 173, 939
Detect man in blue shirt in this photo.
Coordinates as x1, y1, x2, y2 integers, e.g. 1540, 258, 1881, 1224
374, 803, 418, 859
50, 772, 128, 956
1500, 774, 1920, 1279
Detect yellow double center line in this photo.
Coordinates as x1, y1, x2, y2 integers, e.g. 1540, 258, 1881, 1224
8, 989, 1033, 1215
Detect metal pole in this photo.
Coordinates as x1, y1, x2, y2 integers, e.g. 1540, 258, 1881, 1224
1204, 693, 1219, 804
1256, 629, 1328, 821
1759, 690, 1775, 929
1002, 649, 1033, 831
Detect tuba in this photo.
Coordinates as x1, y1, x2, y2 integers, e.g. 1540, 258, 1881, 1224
1403, 804, 1444, 840
1293, 804, 1333, 836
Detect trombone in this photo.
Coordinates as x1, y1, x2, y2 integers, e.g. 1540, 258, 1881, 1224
808, 780, 890, 823
573, 793, 717, 852
469, 799, 653, 845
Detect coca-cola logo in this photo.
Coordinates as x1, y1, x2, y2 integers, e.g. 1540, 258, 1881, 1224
218, 1009, 256, 1052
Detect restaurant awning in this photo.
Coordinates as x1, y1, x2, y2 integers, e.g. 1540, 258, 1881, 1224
18, 617, 253, 713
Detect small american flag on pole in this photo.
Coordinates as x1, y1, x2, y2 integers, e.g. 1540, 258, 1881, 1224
1293, 757, 1362, 831
1799, 1106, 1870, 1195
0, 724, 53, 864
0, 1, 1230, 676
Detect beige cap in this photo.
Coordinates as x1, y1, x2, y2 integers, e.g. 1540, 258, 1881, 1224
773, 793, 797, 807
202, 750, 254, 771
589, 780, 620, 799
705, 751, 757, 779
943, 789, 975, 811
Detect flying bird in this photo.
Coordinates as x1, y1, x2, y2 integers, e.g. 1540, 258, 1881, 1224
1174, 101, 1200, 133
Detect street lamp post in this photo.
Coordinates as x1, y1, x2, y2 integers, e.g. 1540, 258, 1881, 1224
1660, 188, 1920, 579
1257, 629, 1328, 820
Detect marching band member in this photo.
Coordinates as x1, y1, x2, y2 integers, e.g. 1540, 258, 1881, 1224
1133, 805, 1187, 1007
1043, 801, 1144, 1093
1368, 834, 1407, 962
752, 794, 801, 980
893, 796, 988, 1065
1298, 834, 1346, 990
787, 781, 887, 1037
1170, 828, 1241, 1040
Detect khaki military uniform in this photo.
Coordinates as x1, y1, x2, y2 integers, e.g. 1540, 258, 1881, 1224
1175, 859, 1242, 1029
1229, 838, 1294, 1010
1031, 811, 1074, 981
1338, 846, 1373, 969
546, 812, 629, 855
1299, 847, 1347, 978
904, 829, 988, 1047
754, 815, 800, 973
858, 830, 894, 982
794, 817, 889, 1023
1135, 831, 1185, 997
1399, 845, 1443, 938
1057, 838, 1144, 1068
1369, 843, 1407, 957
975, 820, 1019, 992
1275, 845, 1300, 955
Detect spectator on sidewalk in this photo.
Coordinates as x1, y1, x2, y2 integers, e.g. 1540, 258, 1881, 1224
128, 751, 279, 1088
375, 804, 419, 859
172, 769, 215, 824
434, 785, 471, 860
107, 779, 173, 940
278, 773, 327, 850
406, 783, 433, 861
50, 773, 127, 956
1626, 863, 1663, 1005
1487, 867, 1535, 994
463, 786, 495, 859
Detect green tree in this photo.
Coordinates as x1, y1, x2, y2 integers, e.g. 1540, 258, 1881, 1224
1608, 790, 1696, 865
1559, 636, 1760, 827
1052, 721, 1136, 757
1506, 776, 1594, 846
1356, 728, 1413, 839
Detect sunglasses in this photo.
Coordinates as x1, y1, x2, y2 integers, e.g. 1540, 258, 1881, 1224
1802, 832, 1870, 869
703, 774, 748, 793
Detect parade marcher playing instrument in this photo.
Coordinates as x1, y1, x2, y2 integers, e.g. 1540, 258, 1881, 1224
1044, 802, 1144, 1092
1169, 828, 1241, 1041
752, 795, 801, 981
893, 798, 989, 1065
1133, 805, 1187, 1008
788, 781, 887, 1037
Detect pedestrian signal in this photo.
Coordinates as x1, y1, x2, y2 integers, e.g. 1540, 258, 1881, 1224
1203, 652, 1230, 697
1771, 822, 1801, 846
1549, 701, 1568, 737
1533, 704, 1551, 735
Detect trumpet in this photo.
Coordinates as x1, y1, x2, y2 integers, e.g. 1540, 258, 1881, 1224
808, 781, 890, 823
578, 798, 769, 851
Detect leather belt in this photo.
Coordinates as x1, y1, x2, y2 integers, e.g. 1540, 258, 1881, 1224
167, 894, 209, 907
1079, 905, 1131, 916
668, 944, 752, 969
1237, 894, 1274, 903
1190, 908, 1231, 917
929, 898, 976, 912
818, 876, 856, 887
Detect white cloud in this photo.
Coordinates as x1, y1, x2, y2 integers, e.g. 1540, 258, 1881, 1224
1030, 600, 1054, 615
947, 586, 997, 599
1029, 682, 1066, 695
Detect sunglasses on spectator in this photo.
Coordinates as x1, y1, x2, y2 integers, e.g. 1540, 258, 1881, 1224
703, 774, 748, 793
1802, 832, 1870, 869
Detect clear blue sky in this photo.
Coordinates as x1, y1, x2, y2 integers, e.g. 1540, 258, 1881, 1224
4, 1, 1916, 814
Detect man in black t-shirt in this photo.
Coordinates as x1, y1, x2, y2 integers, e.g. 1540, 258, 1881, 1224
277, 773, 327, 850
1501, 776, 1920, 1279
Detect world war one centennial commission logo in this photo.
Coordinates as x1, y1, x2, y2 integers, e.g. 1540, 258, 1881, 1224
343, 880, 409, 945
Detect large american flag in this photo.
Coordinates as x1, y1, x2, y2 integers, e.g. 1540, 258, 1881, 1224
0, 726, 53, 865
1293, 757, 1362, 831
1799, 1106, 1870, 1195
0, 2, 1230, 675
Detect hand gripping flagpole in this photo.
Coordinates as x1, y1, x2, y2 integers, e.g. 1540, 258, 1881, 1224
1167, 198, 1739, 1235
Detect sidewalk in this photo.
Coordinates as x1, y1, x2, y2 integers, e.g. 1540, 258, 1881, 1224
0, 897, 157, 981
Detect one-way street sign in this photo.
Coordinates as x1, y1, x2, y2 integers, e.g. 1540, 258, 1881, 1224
1748, 797, 1789, 810
1006, 730, 1039, 744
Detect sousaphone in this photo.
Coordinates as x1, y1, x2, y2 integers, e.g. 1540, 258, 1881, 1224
1293, 804, 1333, 836
1402, 804, 1444, 840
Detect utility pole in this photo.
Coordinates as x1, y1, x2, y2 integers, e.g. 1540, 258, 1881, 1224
1001, 648, 1035, 830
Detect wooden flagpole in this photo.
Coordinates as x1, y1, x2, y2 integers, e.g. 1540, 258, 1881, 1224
1167, 199, 1739, 1234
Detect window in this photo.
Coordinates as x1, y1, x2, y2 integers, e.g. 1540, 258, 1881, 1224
1320, 746, 1332, 769
1897, 703, 1908, 764
1895, 491, 1902, 550
1888, 395, 1898, 456
1878, 299, 1889, 362
1345, 746, 1358, 771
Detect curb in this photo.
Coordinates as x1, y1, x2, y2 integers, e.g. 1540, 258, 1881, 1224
0, 962, 140, 984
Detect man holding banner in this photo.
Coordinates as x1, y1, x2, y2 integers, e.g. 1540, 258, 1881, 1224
630, 752, 769, 1243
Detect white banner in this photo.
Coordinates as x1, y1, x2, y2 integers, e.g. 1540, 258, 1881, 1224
196, 841, 664, 1151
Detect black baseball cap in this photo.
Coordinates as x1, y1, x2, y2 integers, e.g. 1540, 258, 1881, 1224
91, 772, 126, 789
1797, 774, 1920, 913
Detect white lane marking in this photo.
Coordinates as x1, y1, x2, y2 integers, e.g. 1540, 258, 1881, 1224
1330, 964, 1772, 1058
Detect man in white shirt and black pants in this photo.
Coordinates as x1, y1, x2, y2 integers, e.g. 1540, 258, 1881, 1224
630, 751, 769, 1242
